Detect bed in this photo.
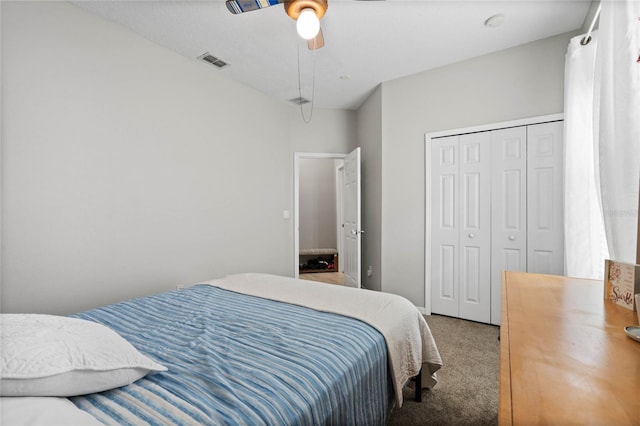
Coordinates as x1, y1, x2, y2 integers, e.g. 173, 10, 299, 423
1, 273, 443, 425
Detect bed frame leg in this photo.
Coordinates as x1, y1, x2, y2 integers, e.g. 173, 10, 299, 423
413, 368, 422, 402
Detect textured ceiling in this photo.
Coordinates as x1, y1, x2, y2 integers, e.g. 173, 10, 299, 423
72, 0, 593, 110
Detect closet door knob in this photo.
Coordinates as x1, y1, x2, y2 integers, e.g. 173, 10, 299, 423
509, 235, 516, 241
468, 233, 475, 239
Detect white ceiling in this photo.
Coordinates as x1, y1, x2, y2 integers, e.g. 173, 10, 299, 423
72, 0, 593, 110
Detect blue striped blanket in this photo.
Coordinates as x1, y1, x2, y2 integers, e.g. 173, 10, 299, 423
71, 285, 389, 425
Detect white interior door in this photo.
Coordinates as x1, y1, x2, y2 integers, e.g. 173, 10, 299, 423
527, 121, 564, 275
426, 115, 565, 324
431, 135, 459, 317
490, 126, 527, 325
458, 132, 491, 323
343, 147, 361, 288
430, 134, 491, 322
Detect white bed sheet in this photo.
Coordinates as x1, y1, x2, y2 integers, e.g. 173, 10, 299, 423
0, 397, 102, 425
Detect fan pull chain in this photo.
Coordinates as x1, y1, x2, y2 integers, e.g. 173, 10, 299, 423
296, 38, 316, 124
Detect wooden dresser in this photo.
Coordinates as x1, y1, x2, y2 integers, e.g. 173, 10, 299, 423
499, 271, 640, 425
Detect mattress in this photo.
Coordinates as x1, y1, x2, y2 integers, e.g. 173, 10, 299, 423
70, 283, 390, 425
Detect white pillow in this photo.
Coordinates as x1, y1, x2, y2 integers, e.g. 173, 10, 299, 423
0, 314, 167, 397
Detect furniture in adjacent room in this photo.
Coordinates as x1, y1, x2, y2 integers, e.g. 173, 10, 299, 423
299, 248, 339, 273
499, 271, 640, 425
428, 116, 564, 325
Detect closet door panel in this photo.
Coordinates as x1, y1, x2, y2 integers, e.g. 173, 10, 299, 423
503, 248, 524, 271
459, 133, 491, 323
527, 121, 564, 275
503, 170, 524, 230
431, 136, 459, 317
460, 246, 482, 318
491, 127, 527, 325
438, 244, 456, 300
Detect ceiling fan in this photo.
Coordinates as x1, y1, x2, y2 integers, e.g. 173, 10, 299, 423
225, 0, 327, 50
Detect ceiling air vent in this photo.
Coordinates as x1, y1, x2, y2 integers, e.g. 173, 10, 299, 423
289, 97, 311, 105
198, 53, 228, 69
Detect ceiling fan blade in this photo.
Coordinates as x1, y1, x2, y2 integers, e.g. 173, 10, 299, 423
307, 27, 325, 50
226, 0, 283, 14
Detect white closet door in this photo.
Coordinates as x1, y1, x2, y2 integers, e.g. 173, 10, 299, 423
431, 136, 459, 317
491, 126, 527, 325
527, 122, 564, 275
458, 132, 491, 323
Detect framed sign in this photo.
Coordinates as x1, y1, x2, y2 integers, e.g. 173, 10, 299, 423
604, 259, 640, 311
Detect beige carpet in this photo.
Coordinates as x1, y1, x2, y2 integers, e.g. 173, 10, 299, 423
388, 314, 500, 425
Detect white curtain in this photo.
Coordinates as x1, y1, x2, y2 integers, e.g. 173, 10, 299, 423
564, 31, 609, 279
594, 0, 640, 264
564, 0, 640, 277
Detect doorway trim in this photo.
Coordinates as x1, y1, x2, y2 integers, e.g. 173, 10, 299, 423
335, 161, 345, 273
293, 152, 347, 278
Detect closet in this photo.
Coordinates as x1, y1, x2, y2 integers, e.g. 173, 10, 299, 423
428, 118, 564, 325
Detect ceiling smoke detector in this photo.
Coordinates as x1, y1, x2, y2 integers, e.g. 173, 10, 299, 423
198, 53, 228, 69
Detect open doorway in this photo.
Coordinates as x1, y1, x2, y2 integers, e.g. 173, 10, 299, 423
294, 149, 362, 288
294, 154, 345, 285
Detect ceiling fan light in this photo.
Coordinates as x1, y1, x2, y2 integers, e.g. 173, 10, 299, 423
296, 8, 320, 40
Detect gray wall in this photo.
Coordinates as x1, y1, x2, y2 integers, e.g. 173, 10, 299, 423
1, 1, 354, 314
288, 109, 357, 153
299, 158, 337, 250
376, 31, 578, 306
356, 86, 383, 291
